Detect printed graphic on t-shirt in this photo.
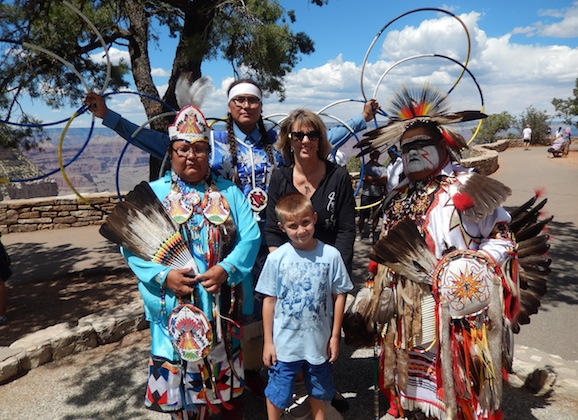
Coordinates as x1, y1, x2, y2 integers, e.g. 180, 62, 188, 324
278, 261, 329, 331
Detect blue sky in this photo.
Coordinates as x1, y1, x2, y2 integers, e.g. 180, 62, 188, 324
22, 1, 578, 129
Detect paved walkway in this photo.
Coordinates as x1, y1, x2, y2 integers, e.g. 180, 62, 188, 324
1, 224, 127, 287
0, 145, 577, 419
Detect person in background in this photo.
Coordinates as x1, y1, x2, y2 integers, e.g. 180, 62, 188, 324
357, 149, 387, 239
547, 130, 566, 158
522, 124, 532, 150
256, 192, 353, 420
119, 105, 260, 419
563, 126, 572, 156
384, 145, 404, 194
329, 148, 348, 167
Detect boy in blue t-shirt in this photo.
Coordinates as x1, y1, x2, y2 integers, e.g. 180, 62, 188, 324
255, 192, 353, 419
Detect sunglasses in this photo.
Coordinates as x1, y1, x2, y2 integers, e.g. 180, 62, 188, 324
400, 138, 439, 154
289, 130, 321, 142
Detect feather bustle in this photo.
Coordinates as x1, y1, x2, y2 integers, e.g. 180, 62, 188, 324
517, 235, 550, 258
507, 194, 552, 333
509, 198, 548, 234
515, 216, 553, 242
370, 219, 437, 282
455, 173, 512, 221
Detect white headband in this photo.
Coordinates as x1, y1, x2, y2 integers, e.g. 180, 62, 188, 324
228, 83, 262, 102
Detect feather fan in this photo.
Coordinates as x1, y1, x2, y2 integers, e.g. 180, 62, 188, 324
370, 218, 438, 282
506, 195, 553, 333
99, 181, 199, 274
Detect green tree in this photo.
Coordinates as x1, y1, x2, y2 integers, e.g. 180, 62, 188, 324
472, 111, 515, 144
0, 0, 323, 173
519, 106, 551, 146
552, 77, 578, 128
346, 155, 362, 173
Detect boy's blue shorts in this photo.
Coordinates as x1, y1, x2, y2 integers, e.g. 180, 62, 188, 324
264, 360, 335, 410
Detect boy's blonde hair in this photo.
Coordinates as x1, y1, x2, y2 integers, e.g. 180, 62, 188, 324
275, 192, 315, 224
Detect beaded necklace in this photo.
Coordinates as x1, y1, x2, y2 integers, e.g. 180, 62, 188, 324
162, 170, 237, 321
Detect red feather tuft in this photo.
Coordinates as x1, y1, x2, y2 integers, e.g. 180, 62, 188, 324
441, 128, 457, 149
534, 187, 545, 198
368, 259, 379, 274
453, 192, 475, 211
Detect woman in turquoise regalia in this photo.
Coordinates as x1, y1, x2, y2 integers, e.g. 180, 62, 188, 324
121, 104, 260, 419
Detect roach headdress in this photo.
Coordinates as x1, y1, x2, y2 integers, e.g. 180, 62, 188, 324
356, 84, 487, 157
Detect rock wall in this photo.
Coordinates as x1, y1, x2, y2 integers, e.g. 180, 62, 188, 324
460, 139, 511, 175
0, 192, 120, 235
1, 138, 513, 235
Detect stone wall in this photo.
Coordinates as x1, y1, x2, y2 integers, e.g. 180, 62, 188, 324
460, 139, 511, 175
0, 192, 120, 235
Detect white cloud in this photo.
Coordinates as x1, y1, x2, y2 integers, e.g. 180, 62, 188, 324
71, 4, 578, 129
515, 2, 578, 38
254, 9, 578, 119
151, 67, 170, 77
89, 47, 130, 66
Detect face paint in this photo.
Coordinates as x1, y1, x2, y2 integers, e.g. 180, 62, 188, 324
400, 125, 446, 181
401, 145, 440, 177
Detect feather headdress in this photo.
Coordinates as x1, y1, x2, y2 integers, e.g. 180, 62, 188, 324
99, 181, 198, 274
356, 84, 487, 157
175, 75, 212, 110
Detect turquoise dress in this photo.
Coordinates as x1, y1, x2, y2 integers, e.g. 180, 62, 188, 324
121, 171, 261, 360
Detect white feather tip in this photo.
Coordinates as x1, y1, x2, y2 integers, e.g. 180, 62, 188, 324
176, 76, 213, 109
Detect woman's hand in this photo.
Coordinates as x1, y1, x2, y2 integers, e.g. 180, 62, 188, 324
164, 268, 196, 297
193, 264, 228, 294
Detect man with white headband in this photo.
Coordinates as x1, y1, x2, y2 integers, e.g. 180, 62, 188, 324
85, 81, 378, 219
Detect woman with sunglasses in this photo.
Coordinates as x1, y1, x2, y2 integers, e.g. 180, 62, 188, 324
264, 109, 356, 413
85, 80, 377, 224
266, 109, 355, 279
